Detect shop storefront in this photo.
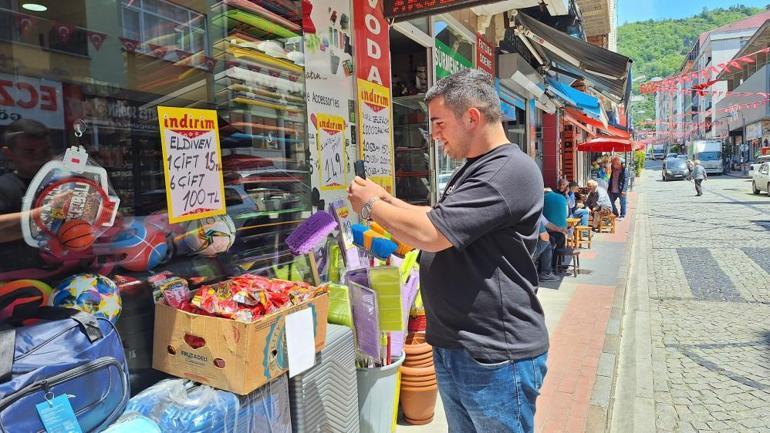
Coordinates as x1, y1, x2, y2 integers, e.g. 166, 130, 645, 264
0, 0, 523, 430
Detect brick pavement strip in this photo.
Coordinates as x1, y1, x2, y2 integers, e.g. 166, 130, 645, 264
609, 163, 770, 433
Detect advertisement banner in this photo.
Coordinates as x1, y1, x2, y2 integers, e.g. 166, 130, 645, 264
304, 0, 356, 206
477, 33, 495, 76
157, 107, 226, 223
315, 113, 348, 191
354, 0, 394, 193
0, 73, 64, 129
434, 39, 473, 80
357, 79, 394, 192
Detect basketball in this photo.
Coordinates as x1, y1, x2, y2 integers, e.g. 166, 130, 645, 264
110, 220, 170, 272
57, 219, 95, 251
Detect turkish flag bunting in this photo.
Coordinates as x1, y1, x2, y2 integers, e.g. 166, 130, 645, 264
87, 31, 108, 51
201, 56, 217, 72
148, 44, 168, 58
15, 14, 34, 36
175, 49, 192, 61
119, 37, 139, 53
53, 23, 76, 44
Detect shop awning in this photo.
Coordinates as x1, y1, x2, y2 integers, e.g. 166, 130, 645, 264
512, 12, 632, 103
565, 108, 630, 138
577, 137, 633, 153
545, 78, 601, 118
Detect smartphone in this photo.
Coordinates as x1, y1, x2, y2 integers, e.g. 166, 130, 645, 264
354, 160, 366, 179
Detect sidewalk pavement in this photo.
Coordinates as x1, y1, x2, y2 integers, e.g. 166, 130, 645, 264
395, 186, 640, 433
724, 169, 750, 179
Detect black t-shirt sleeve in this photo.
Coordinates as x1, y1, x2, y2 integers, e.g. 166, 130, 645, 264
428, 178, 512, 251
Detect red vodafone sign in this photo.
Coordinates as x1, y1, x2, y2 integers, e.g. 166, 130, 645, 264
354, 0, 391, 87
477, 34, 495, 76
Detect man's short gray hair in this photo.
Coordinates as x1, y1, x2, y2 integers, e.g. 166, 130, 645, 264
425, 69, 501, 124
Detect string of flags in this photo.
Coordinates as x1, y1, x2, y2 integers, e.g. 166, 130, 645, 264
639, 46, 770, 94
6, 9, 217, 72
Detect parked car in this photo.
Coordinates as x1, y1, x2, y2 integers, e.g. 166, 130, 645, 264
749, 155, 770, 178
665, 153, 678, 160
677, 154, 688, 160
752, 162, 770, 195
662, 158, 690, 181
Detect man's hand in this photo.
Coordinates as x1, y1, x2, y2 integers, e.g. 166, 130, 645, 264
621, 192, 626, 196
348, 176, 387, 213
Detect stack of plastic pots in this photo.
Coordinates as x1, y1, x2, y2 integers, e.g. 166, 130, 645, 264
399, 332, 438, 425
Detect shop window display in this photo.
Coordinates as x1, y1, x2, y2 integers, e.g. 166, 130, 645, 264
390, 30, 430, 205
0, 0, 312, 395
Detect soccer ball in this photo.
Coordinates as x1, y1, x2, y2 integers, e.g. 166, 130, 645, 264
181, 215, 236, 257
50, 273, 122, 323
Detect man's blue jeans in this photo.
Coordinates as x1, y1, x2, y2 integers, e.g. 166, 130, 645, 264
533, 239, 553, 275
572, 208, 590, 226
619, 193, 627, 218
433, 347, 548, 433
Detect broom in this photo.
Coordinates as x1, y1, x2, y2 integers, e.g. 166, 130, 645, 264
285, 211, 338, 285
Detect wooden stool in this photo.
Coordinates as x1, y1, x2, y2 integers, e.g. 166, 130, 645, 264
598, 211, 616, 233
575, 226, 593, 248
555, 248, 581, 277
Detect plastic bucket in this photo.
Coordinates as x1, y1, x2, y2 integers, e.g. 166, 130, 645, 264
357, 353, 406, 433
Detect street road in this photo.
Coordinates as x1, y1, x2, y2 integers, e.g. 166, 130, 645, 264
612, 160, 770, 433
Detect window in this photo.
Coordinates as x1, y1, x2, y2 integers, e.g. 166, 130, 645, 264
121, 0, 207, 55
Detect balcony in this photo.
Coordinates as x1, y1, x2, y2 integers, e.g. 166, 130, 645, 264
574, 0, 611, 37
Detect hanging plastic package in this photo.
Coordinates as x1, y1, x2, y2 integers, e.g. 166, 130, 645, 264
20, 145, 120, 262
124, 375, 292, 433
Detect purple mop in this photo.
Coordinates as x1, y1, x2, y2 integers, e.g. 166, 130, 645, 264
286, 211, 338, 285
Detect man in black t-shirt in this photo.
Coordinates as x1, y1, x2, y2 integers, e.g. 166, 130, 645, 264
349, 69, 548, 433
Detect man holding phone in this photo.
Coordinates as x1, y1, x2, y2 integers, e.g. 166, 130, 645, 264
349, 69, 548, 433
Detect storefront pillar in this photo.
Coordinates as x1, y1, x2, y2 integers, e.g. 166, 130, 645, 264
541, 112, 560, 189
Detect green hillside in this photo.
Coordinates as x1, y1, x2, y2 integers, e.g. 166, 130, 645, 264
617, 4, 768, 129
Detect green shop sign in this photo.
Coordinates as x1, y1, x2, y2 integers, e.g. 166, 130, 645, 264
434, 39, 473, 79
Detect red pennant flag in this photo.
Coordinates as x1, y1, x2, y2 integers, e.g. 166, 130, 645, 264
691, 72, 699, 81
15, 14, 34, 36
53, 23, 75, 44
118, 37, 139, 53
730, 60, 743, 70
201, 56, 217, 72
147, 44, 168, 58
738, 56, 755, 64
86, 31, 108, 51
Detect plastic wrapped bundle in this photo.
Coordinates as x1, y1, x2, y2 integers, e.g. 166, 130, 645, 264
124, 375, 291, 433
103, 414, 161, 433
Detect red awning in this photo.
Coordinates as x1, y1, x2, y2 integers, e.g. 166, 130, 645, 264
565, 108, 630, 139
577, 137, 633, 153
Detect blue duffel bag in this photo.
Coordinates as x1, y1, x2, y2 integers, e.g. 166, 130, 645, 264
0, 308, 130, 433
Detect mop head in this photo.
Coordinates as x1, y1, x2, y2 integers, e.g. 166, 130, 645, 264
286, 211, 338, 255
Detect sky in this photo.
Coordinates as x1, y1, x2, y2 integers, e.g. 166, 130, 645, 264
618, 0, 770, 24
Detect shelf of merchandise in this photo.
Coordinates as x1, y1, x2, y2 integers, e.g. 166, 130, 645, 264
393, 94, 430, 205
211, 0, 310, 275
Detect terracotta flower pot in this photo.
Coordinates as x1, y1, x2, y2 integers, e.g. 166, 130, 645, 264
405, 332, 426, 345
400, 364, 434, 378
400, 382, 438, 425
404, 351, 433, 363
404, 359, 433, 369
404, 342, 431, 357
401, 375, 437, 388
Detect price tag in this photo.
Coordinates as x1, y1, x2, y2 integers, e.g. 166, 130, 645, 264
36, 394, 83, 433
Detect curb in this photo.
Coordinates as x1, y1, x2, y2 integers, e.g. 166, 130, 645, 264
585, 180, 640, 433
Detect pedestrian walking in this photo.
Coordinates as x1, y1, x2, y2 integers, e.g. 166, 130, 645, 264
348, 69, 548, 433
692, 159, 707, 196
608, 156, 626, 218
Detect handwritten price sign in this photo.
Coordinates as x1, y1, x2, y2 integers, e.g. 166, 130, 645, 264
357, 79, 394, 193
316, 113, 348, 191
157, 106, 226, 223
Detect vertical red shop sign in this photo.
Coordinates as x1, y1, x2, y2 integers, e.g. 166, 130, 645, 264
476, 33, 495, 76
354, 0, 391, 87
354, 0, 395, 192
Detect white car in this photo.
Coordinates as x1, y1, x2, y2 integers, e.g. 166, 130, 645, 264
749, 155, 770, 178
752, 162, 770, 195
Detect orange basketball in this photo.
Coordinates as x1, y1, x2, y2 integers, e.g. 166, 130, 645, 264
58, 219, 95, 251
